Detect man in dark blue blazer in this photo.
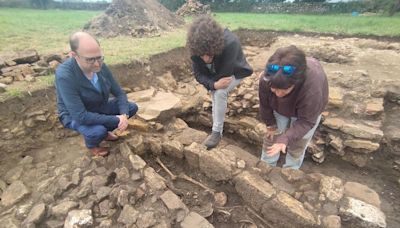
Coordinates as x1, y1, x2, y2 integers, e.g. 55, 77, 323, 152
55, 32, 138, 156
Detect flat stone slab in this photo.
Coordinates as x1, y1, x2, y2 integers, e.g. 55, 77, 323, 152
135, 91, 182, 121
344, 182, 381, 208
340, 197, 386, 228
1, 180, 30, 207
181, 212, 214, 228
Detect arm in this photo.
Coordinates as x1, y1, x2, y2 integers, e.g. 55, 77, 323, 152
275, 91, 323, 146
216, 39, 240, 77
55, 69, 119, 126
103, 65, 129, 115
258, 76, 276, 126
192, 60, 216, 91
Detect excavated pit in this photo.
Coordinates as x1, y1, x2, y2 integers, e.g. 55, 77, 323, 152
0, 31, 399, 228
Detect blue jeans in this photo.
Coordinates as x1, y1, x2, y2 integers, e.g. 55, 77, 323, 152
261, 111, 321, 169
211, 76, 242, 133
65, 100, 138, 148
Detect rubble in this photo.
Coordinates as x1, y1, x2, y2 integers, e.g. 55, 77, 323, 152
176, 0, 211, 17
0, 50, 65, 85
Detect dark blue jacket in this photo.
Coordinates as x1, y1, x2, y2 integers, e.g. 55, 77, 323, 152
55, 58, 128, 126
191, 29, 253, 91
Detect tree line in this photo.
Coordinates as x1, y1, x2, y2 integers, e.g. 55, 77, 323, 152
3, 0, 399, 16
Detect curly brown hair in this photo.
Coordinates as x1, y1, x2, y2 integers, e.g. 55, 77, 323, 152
266, 45, 307, 89
186, 15, 224, 57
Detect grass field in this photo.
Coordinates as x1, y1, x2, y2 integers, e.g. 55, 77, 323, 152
215, 13, 400, 36
1, 8, 400, 64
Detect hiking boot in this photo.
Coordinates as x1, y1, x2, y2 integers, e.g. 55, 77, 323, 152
203, 131, 222, 149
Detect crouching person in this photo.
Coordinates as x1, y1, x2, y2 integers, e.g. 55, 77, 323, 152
259, 45, 328, 169
55, 32, 138, 157
187, 15, 253, 149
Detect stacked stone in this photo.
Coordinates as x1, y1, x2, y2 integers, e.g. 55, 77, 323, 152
198, 59, 400, 167
160, 119, 386, 228
0, 50, 64, 88
0, 83, 388, 227
0, 129, 214, 227
312, 70, 386, 166
176, 0, 211, 17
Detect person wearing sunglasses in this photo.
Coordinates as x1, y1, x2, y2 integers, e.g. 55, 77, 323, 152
258, 45, 329, 169
187, 15, 253, 149
55, 32, 138, 157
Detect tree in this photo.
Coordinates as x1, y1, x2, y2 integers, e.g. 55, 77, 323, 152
389, 0, 400, 15
30, 0, 51, 9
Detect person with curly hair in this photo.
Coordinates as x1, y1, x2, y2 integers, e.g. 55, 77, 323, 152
259, 45, 329, 169
187, 15, 253, 149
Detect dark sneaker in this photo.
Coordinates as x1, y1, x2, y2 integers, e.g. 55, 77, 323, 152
203, 131, 222, 149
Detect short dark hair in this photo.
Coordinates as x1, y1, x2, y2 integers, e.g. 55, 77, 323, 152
186, 15, 224, 57
265, 45, 307, 89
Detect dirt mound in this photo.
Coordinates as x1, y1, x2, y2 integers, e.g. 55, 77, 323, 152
84, 0, 184, 38
176, 0, 211, 17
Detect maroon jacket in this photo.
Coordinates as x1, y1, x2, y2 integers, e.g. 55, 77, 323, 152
259, 57, 329, 146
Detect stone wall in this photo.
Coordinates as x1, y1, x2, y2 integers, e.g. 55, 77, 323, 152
0, 44, 393, 227
0, 50, 65, 92
187, 43, 400, 168
209, 2, 370, 14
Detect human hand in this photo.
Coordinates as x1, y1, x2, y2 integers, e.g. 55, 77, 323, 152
214, 76, 233, 90
263, 126, 277, 151
117, 114, 128, 131
265, 125, 277, 140
267, 143, 287, 157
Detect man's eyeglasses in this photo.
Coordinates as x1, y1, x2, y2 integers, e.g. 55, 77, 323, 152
77, 54, 104, 64
266, 64, 296, 76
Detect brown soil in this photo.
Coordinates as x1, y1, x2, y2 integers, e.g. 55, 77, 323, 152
1, 30, 399, 227
84, 0, 184, 38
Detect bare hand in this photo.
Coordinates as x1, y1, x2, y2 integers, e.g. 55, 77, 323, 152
265, 126, 277, 141
214, 76, 233, 90
117, 114, 128, 131
267, 143, 287, 157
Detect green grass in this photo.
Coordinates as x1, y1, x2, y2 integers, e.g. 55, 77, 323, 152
4, 88, 23, 98
0, 74, 55, 101
215, 13, 400, 36
1, 8, 400, 66
0, 8, 99, 54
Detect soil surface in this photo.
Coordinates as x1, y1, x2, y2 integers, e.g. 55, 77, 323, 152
1, 30, 399, 227
84, 0, 184, 38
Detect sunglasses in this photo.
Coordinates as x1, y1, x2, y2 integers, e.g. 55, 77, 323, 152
77, 54, 104, 65
266, 64, 296, 76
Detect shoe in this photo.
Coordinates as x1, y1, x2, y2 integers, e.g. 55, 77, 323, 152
105, 132, 119, 141
203, 131, 222, 149
89, 147, 109, 157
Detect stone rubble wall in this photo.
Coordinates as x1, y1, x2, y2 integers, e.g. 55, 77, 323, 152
192, 45, 400, 168
157, 117, 387, 228
0, 84, 387, 227
176, 0, 211, 17
0, 50, 65, 91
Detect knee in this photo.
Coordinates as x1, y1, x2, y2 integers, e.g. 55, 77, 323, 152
128, 102, 138, 117
85, 125, 108, 139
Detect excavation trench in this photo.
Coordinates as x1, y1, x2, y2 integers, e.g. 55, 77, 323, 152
0, 31, 399, 227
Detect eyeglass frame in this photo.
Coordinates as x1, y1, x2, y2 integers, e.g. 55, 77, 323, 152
76, 53, 105, 65
266, 64, 296, 77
